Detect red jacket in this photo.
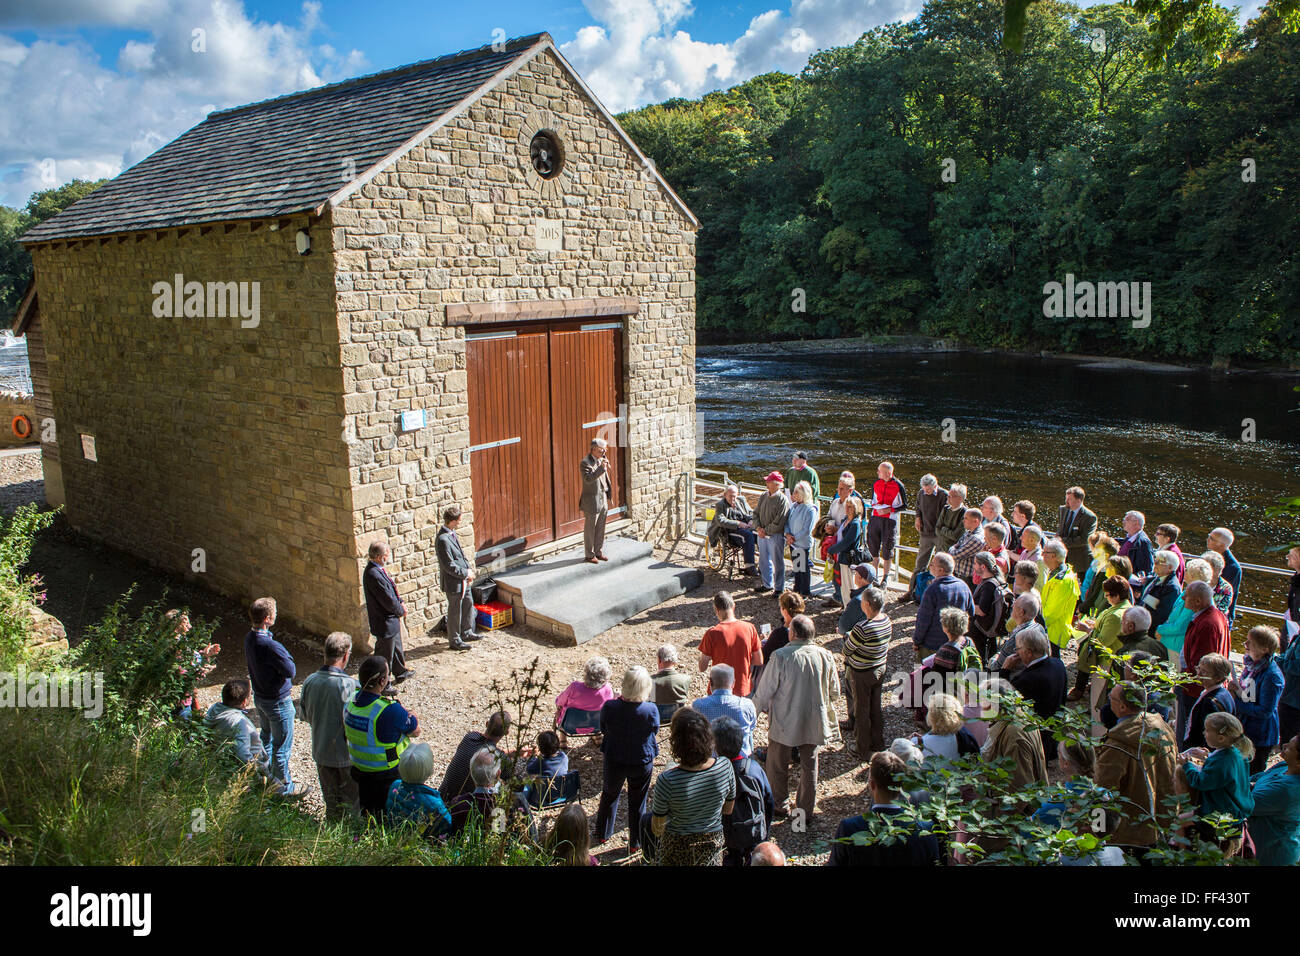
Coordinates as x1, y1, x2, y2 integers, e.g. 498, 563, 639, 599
1181, 606, 1230, 677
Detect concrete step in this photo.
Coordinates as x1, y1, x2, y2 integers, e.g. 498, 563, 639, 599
492, 536, 702, 645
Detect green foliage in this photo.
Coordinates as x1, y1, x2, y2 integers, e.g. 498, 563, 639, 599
0, 505, 57, 669
0, 179, 108, 324
622, 0, 1299, 363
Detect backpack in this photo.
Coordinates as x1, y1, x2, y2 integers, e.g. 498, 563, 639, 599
957, 639, 983, 672
724, 759, 768, 854
913, 570, 934, 600
994, 583, 1014, 637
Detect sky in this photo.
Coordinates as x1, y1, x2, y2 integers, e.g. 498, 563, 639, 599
0, 0, 1261, 209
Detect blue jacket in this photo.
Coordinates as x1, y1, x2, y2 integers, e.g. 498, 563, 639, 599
363, 560, 405, 640
1121, 532, 1154, 578
599, 698, 660, 766
353, 690, 418, 743
1184, 747, 1254, 824
785, 501, 818, 552
915, 575, 975, 652
828, 517, 864, 562
1248, 763, 1300, 866
1235, 656, 1284, 747
386, 781, 453, 836
243, 628, 295, 700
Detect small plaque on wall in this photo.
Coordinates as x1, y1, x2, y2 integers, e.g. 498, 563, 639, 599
400, 409, 426, 432
81, 434, 97, 461
533, 218, 562, 252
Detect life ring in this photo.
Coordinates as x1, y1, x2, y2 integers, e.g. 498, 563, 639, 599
11, 415, 32, 440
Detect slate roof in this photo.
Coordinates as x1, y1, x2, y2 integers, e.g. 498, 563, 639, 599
22, 33, 549, 243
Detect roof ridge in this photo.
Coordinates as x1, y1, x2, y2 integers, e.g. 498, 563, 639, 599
205, 31, 550, 121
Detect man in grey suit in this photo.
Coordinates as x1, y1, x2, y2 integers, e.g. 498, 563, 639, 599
436, 504, 480, 652
1057, 485, 1098, 575
580, 437, 612, 564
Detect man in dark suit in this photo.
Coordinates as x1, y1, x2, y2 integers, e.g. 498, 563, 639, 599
580, 437, 612, 564
1056, 486, 1098, 574
1118, 511, 1154, 581
827, 751, 939, 866
1009, 625, 1067, 762
363, 540, 414, 684
436, 504, 480, 652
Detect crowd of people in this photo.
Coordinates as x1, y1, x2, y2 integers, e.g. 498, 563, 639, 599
185, 459, 1300, 867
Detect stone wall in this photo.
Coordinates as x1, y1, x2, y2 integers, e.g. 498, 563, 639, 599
333, 48, 697, 638
29, 218, 361, 636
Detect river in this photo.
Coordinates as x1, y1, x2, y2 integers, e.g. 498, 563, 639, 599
696, 350, 1300, 629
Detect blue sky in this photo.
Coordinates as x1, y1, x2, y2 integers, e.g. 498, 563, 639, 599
0, 0, 1259, 209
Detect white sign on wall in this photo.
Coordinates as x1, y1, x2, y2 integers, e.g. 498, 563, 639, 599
81, 434, 97, 461
533, 218, 562, 252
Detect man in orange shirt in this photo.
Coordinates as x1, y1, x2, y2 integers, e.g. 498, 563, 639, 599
698, 591, 764, 698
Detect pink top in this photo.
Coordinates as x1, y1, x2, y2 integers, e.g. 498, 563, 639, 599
555, 681, 614, 723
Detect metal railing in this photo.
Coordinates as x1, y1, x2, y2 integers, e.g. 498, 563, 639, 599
691, 466, 1294, 620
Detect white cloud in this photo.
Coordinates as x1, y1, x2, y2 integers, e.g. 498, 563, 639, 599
561, 0, 922, 112
0, 0, 365, 208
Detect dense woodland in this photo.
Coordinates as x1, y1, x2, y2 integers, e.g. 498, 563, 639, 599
617, 0, 1299, 362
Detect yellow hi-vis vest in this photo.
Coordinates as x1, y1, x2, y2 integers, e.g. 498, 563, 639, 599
344, 694, 409, 772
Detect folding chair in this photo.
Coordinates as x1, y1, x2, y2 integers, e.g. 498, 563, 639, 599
556, 706, 602, 746
523, 769, 581, 809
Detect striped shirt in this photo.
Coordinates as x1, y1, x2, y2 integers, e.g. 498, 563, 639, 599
844, 614, 892, 671
651, 757, 736, 835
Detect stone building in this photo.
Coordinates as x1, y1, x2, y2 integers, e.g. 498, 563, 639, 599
16, 33, 698, 639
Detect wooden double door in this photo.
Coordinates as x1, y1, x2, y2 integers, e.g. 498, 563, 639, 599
466, 320, 626, 560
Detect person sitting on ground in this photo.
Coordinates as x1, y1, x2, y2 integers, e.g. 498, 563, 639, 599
1198, 549, 1236, 620
595, 666, 660, 852
1181, 712, 1255, 855
1247, 733, 1300, 866
707, 483, 757, 576
1009, 624, 1067, 761
1154, 523, 1186, 584
713, 715, 774, 867
1040, 540, 1081, 655
441, 710, 511, 799
931, 607, 982, 676
447, 747, 534, 838
947, 507, 985, 587
751, 841, 787, 866
547, 802, 598, 866
1078, 533, 1121, 616
1009, 499, 1036, 553
555, 656, 615, 730
299, 631, 361, 822
650, 708, 737, 866
386, 741, 453, 838
692, 664, 758, 758
841, 586, 892, 763
990, 591, 1047, 675
1230, 625, 1285, 774
524, 730, 570, 803
651, 645, 691, 721
836, 563, 877, 636
1184, 653, 1236, 751
827, 751, 941, 867
970, 551, 1011, 663
913, 551, 975, 663
345, 655, 419, 819
698, 591, 763, 698
1070, 576, 1134, 701
204, 678, 269, 772
1155, 557, 1214, 656
912, 692, 980, 763
169, 609, 218, 721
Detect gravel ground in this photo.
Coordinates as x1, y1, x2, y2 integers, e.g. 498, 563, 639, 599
2, 449, 1076, 866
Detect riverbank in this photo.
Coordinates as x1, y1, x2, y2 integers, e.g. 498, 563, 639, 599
697, 336, 1300, 377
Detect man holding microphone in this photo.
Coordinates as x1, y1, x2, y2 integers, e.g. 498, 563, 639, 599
436, 505, 480, 652
580, 437, 613, 564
